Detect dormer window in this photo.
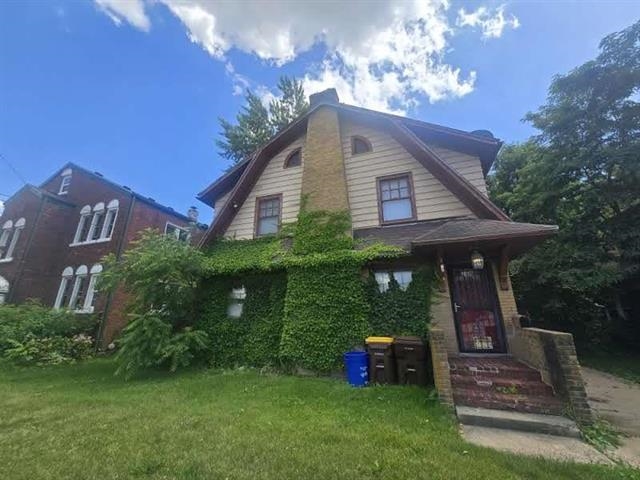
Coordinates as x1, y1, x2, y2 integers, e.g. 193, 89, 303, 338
58, 168, 72, 195
351, 136, 372, 155
284, 148, 302, 168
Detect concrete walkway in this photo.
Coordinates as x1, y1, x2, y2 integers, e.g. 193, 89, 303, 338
583, 366, 640, 468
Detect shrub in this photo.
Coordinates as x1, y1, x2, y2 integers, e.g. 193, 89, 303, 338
4, 334, 94, 366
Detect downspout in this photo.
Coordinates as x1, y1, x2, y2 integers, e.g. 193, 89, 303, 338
96, 192, 136, 349
7, 194, 46, 304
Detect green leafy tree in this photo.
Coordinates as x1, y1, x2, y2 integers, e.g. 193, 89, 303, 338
217, 76, 309, 164
489, 21, 640, 349
101, 230, 209, 377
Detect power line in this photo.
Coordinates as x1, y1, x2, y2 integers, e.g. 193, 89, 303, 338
0, 153, 27, 185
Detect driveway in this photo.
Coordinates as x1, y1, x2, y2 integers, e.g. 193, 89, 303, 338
582, 366, 640, 467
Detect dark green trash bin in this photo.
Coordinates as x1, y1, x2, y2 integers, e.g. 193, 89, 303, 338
366, 336, 397, 384
393, 336, 428, 386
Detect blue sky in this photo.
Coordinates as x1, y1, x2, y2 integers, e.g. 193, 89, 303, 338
1, 1, 639, 223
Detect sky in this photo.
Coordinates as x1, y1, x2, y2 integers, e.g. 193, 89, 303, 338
1, 1, 639, 223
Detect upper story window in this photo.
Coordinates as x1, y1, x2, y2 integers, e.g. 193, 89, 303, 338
72, 200, 119, 246
255, 195, 281, 237
284, 148, 302, 168
377, 173, 416, 224
0, 218, 25, 262
351, 136, 372, 155
58, 168, 72, 195
165, 222, 190, 242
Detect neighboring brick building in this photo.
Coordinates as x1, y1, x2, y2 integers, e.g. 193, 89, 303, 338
0, 163, 206, 344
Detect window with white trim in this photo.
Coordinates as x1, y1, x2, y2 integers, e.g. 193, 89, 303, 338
374, 270, 413, 293
100, 200, 119, 239
83, 264, 103, 313
0, 218, 25, 261
87, 203, 105, 241
165, 222, 190, 242
54, 267, 74, 309
0, 276, 8, 305
227, 286, 246, 318
69, 265, 88, 311
73, 205, 92, 244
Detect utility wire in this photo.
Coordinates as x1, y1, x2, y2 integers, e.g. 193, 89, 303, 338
0, 153, 28, 185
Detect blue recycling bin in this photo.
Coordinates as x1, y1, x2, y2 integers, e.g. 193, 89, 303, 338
344, 351, 368, 387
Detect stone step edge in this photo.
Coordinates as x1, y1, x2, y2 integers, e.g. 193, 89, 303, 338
456, 406, 581, 438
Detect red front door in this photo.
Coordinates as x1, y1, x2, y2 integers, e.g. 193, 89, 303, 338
448, 266, 506, 353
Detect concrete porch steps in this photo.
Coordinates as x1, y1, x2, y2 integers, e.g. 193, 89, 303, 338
456, 406, 581, 438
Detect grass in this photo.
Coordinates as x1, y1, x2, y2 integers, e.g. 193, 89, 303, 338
0, 360, 637, 480
580, 350, 640, 384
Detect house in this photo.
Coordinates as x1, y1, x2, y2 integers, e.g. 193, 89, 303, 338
197, 89, 592, 428
0, 163, 206, 344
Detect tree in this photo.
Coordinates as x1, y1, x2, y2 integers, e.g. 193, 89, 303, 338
217, 76, 309, 164
489, 21, 640, 350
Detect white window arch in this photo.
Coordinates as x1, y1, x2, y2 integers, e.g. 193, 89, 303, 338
0, 275, 9, 305
73, 205, 92, 244
0, 220, 13, 257
100, 199, 119, 239
83, 264, 103, 313
3, 218, 25, 260
54, 267, 75, 309
87, 203, 105, 241
69, 265, 88, 311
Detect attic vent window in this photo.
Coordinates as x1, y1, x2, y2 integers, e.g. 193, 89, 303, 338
284, 148, 301, 168
351, 136, 372, 155
59, 169, 72, 195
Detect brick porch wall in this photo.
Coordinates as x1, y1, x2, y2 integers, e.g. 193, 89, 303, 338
428, 326, 454, 408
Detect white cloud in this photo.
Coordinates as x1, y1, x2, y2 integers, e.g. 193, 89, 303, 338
456, 5, 520, 39
94, 0, 519, 113
95, 0, 151, 32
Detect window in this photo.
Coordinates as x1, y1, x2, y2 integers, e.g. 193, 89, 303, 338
83, 264, 103, 313
377, 173, 415, 224
0, 276, 8, 305
351, 136, 372, 155
100, 200, 119, 239
165, 223, 190, 242
73, 205, 92, 244
227, 286, 246, 318
255, 195, 281, 237
374, 270, 413, 293
54, 267, 74, 309
58, 168, 72, 195
1, 218, 25, 260
284, 148, 302, 168
87, 203, 105, 241
69, 265, 88, 311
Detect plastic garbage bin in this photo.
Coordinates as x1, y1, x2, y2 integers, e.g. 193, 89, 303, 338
393, 336, 429, 386
366, 336, 397, 384
344, 351, 368, 387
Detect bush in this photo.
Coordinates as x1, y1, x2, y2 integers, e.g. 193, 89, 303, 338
4, 333, 94, 366
0, 301, 97, 353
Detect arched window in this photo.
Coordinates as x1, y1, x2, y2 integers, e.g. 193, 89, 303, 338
0, 275, 9, 305
100, 200, 119, 239
54, 267, 74, 309
2, 218, 25, 260
87, 203, 105, 241
0, 220, 13, 258
69, 265, 88, 311
73, 205, 92, 244
83, 264, 103, 313
58, 168, 72, 195
284, 148, 302, 168
351, 136, 372, 155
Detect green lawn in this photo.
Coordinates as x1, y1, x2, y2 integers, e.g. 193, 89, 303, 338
580, 350, 640, 384
0, 360, 636, 480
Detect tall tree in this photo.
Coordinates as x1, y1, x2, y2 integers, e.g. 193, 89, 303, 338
489, 21, 640, 349
217, 77, 309, 165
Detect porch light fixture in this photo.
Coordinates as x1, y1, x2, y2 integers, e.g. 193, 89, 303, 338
471, 251, 484, 270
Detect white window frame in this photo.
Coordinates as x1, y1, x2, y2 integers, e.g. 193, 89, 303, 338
87, 203, 105, 242
100, 200, 119, 240
69, 265, 88, 312
54, 267, 74, 309
1, 218, 25, 261
0, 275, 9, 305
72, 205, 92, 245
0, 220, 13, 259
82, 264, 103, 313
374, 270, 413, 293
164, 222, 190, 242
58, 175, 72, 195
227, 286, 246, 318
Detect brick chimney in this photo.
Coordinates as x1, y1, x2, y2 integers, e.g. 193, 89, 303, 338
301, 89, 350, 217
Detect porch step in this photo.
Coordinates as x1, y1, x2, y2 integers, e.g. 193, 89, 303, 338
452, 388, 565, 415
450, 374, 554, 396
449, 357, 543, 381
456, 406, 581, 438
